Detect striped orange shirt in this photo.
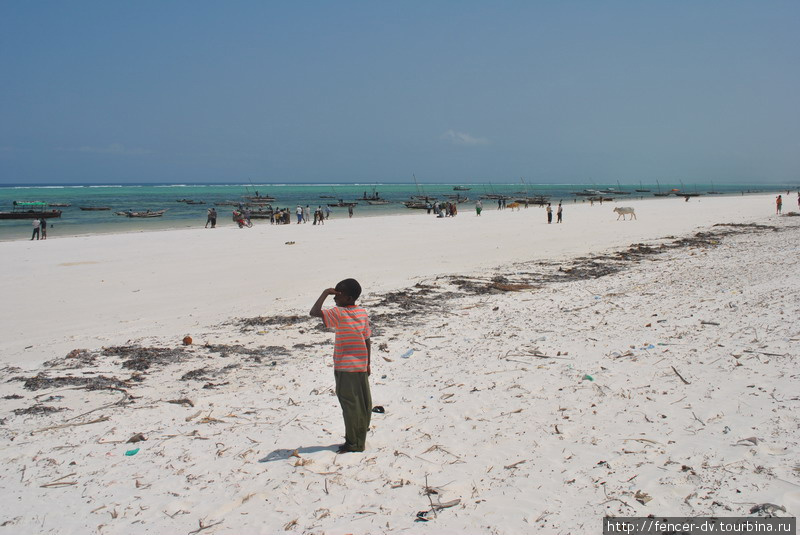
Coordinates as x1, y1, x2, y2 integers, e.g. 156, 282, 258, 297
321, 306, 371, 372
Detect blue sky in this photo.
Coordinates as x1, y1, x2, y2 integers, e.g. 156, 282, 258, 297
1, 1, 798, 184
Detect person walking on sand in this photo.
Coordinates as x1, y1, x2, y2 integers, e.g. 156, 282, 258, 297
546, 203, 553, 224
31, 218, 40, 240
205, 207, 217, 228
776, 195, 782, 214
556, 202, 563, 223
40, 217, 47, 239
475, 199, 482, 216
310, 279, 372, 453
348, 205, 354, 218
325, 205, 331, 220
296, 205, 304, 224
304, 205, 311, 224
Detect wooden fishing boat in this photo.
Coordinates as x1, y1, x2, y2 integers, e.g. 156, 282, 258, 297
327, 200, 358, 207
402, 201, 429, 209
116, 209, 167, 218
0, 201, 62, 220
513, 196, 550, 206
571, 189, 602, 196
366, 199, 391, 205
453, 186, 471, 191
80, 206, 111, 211
243, 193, 276, 202
653, 180, 671, 196
49, 203, 72, 207
246, 208, 274, 219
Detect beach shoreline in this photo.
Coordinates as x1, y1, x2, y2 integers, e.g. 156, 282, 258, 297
0, 193, 788, 369
1, 183, 789, 243
0, 193, 797, 534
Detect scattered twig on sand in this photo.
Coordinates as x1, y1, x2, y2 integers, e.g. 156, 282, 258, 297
166, 398, 195, 407
623, 438, 661, 445
40, 472, 78, 488
188, 518, 224, 534
67, 390, 130, 421
504, 460, 527, 470
32, 416, 109, 435
744, 350, 786, 357
496, 408, 523, 418
599, 498, 632, 509
671, 366, 691, 385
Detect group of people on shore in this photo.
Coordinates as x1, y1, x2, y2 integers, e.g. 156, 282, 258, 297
30, 218, 48, 240
775, 192, 800, 215
295, 205, 333, 224
205, 204, 342, 228
426, 201, 459, 217
546, 202, 564, 223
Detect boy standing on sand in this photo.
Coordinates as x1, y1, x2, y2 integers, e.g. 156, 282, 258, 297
310, 279, 373, 453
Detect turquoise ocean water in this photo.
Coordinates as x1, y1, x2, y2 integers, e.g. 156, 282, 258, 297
0, 182, 784, 241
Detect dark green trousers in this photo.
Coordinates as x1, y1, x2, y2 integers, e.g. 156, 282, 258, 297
334, 371, 372, 451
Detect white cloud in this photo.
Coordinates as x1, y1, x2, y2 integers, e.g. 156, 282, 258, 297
0, 146, 28, 158
441, 130, 490, 146
61, 143, 152, 155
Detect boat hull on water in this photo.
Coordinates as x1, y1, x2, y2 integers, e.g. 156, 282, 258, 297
80, 207, 111, 211
0, 210, 62, 220
115, 210, 167, 218
1, 201, 62, 219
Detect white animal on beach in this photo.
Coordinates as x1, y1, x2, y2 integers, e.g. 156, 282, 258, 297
613, 207, 637, 220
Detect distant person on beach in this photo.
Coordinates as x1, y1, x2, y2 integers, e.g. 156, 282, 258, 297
296, 205, 303, 224
325, 205, 331, 220
556, 203, 563, 223
205, 208, 217, 228
31, 218, 40, 240
776, 195, 782, 214
546, 204, 553, 224
40, 217, 47, 239
310, 278, 372, 453
476, 199, 482, 216
348, 205, 354, 218
304, 205, 311, 224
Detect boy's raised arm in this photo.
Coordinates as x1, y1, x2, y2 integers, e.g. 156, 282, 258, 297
310, 288, 339, 318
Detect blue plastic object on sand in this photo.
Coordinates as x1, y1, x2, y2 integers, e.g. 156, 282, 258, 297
125, 448, 140, 456
401, 349, 414, 359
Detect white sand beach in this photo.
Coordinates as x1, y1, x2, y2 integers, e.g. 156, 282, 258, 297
0, 193, 797, 534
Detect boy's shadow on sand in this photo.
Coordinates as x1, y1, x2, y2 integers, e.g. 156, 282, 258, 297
259, 444, 339, 463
